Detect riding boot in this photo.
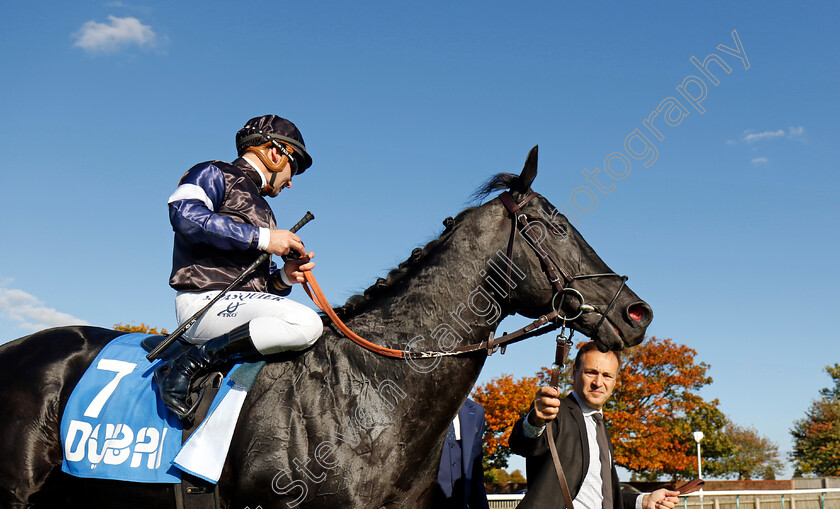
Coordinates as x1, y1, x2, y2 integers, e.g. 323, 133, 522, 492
154, 322, 258, 422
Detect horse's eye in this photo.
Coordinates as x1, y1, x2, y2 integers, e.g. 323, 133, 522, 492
535, 208, 568, 238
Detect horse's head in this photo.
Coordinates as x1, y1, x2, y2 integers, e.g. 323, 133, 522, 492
477, 146, 652, 351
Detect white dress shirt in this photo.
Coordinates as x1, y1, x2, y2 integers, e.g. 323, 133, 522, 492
521, 392, 644, 509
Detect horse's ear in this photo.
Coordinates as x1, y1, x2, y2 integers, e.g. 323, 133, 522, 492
513, 145, 538, 194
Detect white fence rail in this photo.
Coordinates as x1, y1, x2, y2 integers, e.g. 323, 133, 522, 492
679, 488, 840, 509
487, 488, 840, 509
486, 494, 525, 509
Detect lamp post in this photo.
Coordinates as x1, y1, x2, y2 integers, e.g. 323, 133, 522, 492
693, 431, 705, 506
692, 431, 704, 478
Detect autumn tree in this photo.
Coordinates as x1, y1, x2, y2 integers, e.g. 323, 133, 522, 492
790, 363, 840, 476
113, 323, 169, 335
711, 421, 784, 480
475, 336, 733, 481
603, 337, 733, 480
472, 373, 539, 472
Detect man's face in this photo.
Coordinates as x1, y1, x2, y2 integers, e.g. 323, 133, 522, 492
572, 349, 619, 410
265, 164, 293, 197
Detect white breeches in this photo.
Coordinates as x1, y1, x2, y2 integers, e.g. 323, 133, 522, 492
175, 290, 323, 355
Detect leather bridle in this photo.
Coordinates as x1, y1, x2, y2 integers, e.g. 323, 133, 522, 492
498, 191, 629, 338
301, 190, 630, 359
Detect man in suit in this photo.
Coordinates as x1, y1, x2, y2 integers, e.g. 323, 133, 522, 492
509, 342, 681, 509
435, 398, 490, 509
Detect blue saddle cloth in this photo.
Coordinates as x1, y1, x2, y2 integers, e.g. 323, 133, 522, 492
60, 333, 184, 483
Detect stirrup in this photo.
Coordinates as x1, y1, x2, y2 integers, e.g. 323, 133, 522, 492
155, 363, 201, 425
176, 397, 202, 427
174, 373, 222, 426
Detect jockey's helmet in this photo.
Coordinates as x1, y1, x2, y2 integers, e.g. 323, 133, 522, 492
235, 115, 313, 175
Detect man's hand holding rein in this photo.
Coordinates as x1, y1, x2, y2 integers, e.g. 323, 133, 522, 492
283, 251, 315, 284
528, 385, 562, 427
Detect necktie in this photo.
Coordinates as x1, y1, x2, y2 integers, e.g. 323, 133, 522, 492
592, 413, 613, 509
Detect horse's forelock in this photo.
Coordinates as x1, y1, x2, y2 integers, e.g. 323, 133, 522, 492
470, 173, 520, 203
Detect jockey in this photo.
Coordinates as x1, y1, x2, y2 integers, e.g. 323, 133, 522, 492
156, 114, 323, 422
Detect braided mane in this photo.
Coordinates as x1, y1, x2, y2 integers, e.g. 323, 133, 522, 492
334, 172, 520, 319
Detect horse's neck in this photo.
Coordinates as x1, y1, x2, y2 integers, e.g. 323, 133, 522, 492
342, 228, 509, 426
350, 242, 503, 351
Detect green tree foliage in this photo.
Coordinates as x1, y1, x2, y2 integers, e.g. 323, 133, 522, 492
710, 421, 784, 480
820, 364, 840, 400
790, 363, 840, 476
486, 468, 527, 484
679, 396, 734, 481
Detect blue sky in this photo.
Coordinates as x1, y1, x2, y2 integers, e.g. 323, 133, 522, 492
1, 1, 838, 479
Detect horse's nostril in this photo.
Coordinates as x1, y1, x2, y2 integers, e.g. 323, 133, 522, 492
627, 302, 651, 324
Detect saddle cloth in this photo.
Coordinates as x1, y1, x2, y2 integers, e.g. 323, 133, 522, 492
60, 332, 258, 484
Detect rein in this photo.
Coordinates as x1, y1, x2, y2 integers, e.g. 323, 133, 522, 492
546, 336, 576, 509
301, 269, 563, 359
301, 190, 627, 359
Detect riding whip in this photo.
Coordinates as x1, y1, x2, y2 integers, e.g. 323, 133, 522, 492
146, 211, 315, 361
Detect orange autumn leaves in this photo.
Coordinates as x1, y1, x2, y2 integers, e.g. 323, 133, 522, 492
607, 338, 714, 476
472, 372, 541, 469
473, 337, 720, 478
113, 323, 169, 335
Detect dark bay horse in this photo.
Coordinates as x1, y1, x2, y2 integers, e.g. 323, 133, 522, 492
0, 147, 652, 508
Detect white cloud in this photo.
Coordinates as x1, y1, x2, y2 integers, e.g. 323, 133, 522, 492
743, 130, 785, 143
787, 126, 806, 141
751, 157, 769, 165
0, 287, 88, 332
741, 126, 807, 144
73, 16, 159, 54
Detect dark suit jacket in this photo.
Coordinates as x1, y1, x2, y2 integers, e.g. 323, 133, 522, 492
435, 399, 490, 509
509, 394, 637, 509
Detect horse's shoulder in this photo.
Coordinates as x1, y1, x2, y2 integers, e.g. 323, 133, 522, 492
6, 326, 122, 362
0, 326, 126, 406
